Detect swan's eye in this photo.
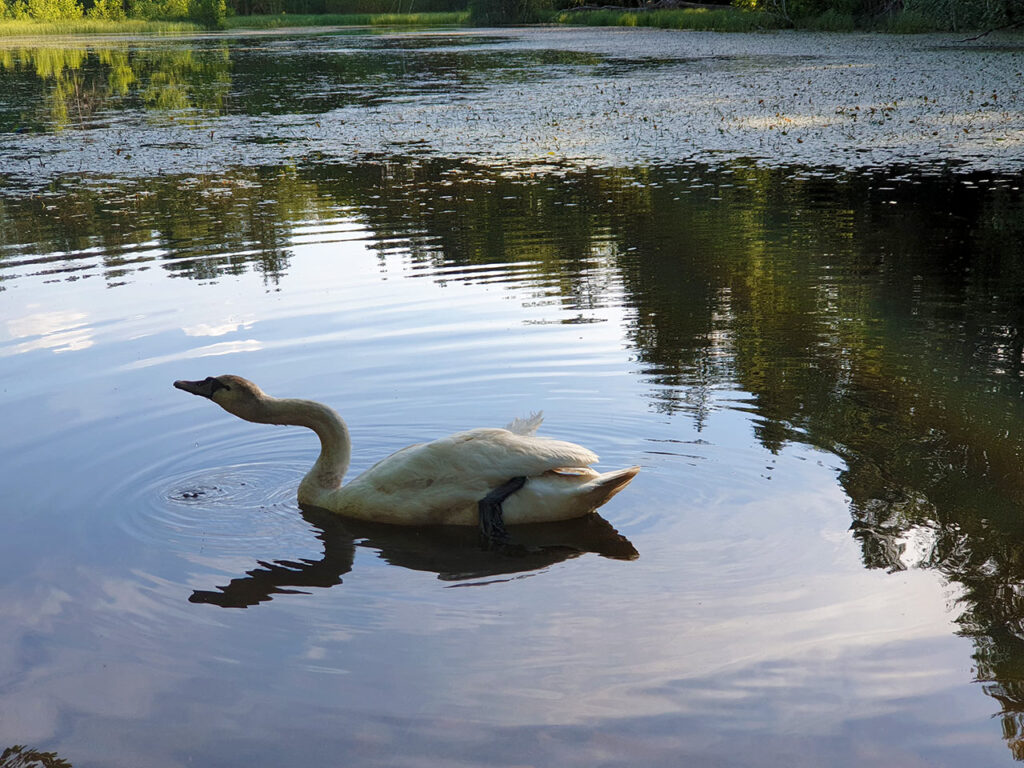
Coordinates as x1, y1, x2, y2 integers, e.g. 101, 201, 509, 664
204, 377, 230, 393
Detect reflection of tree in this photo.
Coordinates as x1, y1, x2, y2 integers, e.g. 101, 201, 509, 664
595, 162, 1024, 756
0, 166, 328, 285
608, 174, 729, 427
348, 158, 1024, 753
138, 46, 231, 116
0, 40, 601, 134
221, 46, 601, 115
0, 43, 231, 132
4, 154, 1024, 751
0, 745, 71, 768
636, 164, 1024, 757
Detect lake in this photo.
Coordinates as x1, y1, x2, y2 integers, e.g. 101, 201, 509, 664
1, 26, 1024, 768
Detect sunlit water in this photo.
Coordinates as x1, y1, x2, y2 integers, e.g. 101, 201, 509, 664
2, 27, 1024, 768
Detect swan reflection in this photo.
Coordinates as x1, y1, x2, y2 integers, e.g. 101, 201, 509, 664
190, 506, 637, 608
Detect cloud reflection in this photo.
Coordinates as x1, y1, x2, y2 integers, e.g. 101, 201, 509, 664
182, 316, 256, 338
1, 310, 93, 357
125, 339, 264, 370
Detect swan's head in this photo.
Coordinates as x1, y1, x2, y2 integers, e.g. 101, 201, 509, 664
174, 375, 271, 423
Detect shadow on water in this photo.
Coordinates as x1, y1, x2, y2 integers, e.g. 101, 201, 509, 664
189, 507, 637, 608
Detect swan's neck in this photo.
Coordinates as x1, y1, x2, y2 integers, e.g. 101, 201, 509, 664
259, 397, 351, 499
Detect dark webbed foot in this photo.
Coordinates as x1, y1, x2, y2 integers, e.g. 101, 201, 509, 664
479, 476, 527, 545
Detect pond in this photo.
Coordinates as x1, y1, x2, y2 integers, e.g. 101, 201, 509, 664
1, 26, 1024, 768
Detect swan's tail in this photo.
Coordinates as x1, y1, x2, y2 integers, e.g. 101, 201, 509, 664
583, 466, 640, 510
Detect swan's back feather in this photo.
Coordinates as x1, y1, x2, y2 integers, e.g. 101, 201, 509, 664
341, 427, 599, 515
505, 412, 544, 436
376, 428, 597, 483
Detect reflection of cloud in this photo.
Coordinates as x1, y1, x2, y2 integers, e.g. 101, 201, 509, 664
182, 316, 255, 338
0, 566, 189, 749
123, 339, 264, 370
0, 582, 74, 742
304, 469, 963, 729
1, 310, 93, 356
187, 339, 263, 357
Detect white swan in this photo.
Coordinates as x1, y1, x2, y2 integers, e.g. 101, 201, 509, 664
174, 375, 639, 533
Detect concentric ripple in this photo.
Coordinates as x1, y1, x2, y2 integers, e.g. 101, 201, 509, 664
98, 428, 320, 559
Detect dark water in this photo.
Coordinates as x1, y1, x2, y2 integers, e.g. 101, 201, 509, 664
2, 28, 1024, 768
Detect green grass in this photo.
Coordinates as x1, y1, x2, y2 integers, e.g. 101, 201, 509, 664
0, 10, 464, 36
223, 10, 468, 28
0, 17, 200, 34
554, 7, 778, 32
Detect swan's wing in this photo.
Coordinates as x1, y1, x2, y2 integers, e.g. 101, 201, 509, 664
445, 428, 598, 477
505, 412, 543, 436
350, 428, 598, 502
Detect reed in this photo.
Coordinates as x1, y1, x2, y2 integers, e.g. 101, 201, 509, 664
0, 17, 199, 33
223, 10, 467, 27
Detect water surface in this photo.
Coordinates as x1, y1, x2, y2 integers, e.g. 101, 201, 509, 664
2, 27, 1024, 768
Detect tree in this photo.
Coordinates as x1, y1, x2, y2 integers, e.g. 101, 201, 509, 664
188, 0, 225, 27
468, 0, 551, 24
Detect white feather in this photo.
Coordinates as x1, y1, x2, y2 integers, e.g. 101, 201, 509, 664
505, 411, 544, 435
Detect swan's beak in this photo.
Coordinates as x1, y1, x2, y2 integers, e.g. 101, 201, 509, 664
174, 377, 224, 399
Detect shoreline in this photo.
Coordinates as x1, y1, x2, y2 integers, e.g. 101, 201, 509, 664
1, 26, 1022, 188
2, 8, 1022, 37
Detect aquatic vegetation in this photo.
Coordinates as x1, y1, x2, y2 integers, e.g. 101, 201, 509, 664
1, 29, 1021, 177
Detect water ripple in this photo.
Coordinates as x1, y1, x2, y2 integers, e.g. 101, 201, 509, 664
95, 427, 315, 559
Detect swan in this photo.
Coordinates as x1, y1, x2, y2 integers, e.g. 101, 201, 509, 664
174, 375, 639, 537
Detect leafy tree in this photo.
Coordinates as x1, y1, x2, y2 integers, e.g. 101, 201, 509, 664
733, 0, 1021, 27
0, 0, 24, 17
468, 0, 551, 24
126, 0, 188, 19
902, 0, 1018, 30
24, 0, 83, 19
188, 0, 225, 27
87, 0, 125, 18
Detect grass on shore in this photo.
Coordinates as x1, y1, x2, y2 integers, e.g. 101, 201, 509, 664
555, 6, 779, 32
0, 11, 464, 37
223, 11, 468, 28
0, 17, 200, 35
1, 7, 1006, 35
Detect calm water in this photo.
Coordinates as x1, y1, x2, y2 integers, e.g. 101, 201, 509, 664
2, 27, 1024, 768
